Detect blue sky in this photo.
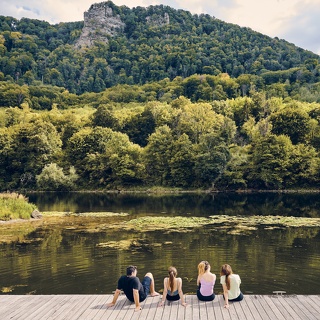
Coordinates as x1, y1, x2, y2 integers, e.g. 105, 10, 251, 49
1, 0, 320, 55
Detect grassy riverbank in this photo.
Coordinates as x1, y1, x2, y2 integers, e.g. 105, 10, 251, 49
0, 193, 37, 221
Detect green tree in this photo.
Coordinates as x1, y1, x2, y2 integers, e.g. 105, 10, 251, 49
246, 134, 293, 189
6, 119, 62, 188
169, 133, 195, 187
36, 163, 78, 190
193, 134, 230, 188
270, 106, 312, 144
144, 125, 173, 185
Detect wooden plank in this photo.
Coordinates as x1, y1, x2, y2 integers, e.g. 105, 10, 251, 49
228, 301, 240, 319
99, 295, 129, 320
300, 295, 320, 315
22, 295, 65, 320
191, 295, 201, 320
212, 295, 223, 319
243, 295, 263, 320
150, 296, 165, 320
204, 300, 215, 320
249, 295, 273, 320
276, 296, 303, 320
168, 301, 179, 320
100, 295, 130, 320
46, 295, 88, 320
262, 295, 286, 320
159, 296, 172, 320
138, 296, 159, 320
216, 294, 232, 320
137, 295, 156, 320
268, 295, 295, 320
184, 295, 193, 320
62, 295, 108, 320
176, 299, 187, 320
286, 295, 318, 320
308, 295, 320, 308
0, 295, 28, 318
198, 299, 208, 320
59, 295, 98, 320
11, 295, 53, 320
0, 295, 320, 320
232, 298, 247, 319
126, 298, 148, 320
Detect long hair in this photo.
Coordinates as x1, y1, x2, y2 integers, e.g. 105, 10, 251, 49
198, 261, 210, 276
220, 264, 233, 290
168, 266, 177, 294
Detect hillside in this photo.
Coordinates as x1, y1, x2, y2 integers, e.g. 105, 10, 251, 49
0, 0, 319, 96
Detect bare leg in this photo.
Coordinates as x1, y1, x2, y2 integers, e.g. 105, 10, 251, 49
145, 272, 159, 296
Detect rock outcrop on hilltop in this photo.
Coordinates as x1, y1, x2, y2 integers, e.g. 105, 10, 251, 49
75, 2, 125, 48
75, 1, 170, 48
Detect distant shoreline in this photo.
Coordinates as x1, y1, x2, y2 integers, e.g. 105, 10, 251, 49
23, 188, 320, 194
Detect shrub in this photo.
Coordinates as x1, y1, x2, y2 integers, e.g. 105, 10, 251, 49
0, 193, 37, 220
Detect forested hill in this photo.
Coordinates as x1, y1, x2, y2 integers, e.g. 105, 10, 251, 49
0, 0, 320, 95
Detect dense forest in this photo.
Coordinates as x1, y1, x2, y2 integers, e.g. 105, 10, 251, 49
0, 1, 320, 191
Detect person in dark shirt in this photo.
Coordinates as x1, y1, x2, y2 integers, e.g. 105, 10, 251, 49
107, 265, 159, 312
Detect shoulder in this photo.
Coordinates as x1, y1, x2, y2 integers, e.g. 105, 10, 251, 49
209, 272, 216, 280
118, 275, 127, 281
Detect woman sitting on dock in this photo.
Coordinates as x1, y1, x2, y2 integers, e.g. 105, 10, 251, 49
220, 264, 243, 308
159, 266, 187, 307
196, 260, 216, 301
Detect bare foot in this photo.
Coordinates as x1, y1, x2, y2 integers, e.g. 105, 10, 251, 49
151, 291, 160, 297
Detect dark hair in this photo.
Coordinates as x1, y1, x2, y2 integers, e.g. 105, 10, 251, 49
127, 265, 137, 276
220, 264, 233, 290
168, 266, 177, 294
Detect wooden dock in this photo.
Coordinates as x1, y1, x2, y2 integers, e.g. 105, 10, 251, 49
0, 294, 319, 319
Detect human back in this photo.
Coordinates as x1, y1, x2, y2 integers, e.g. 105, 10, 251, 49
197, 261, 216, 301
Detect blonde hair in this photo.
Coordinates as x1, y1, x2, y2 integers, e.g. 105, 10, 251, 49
220, 264, 233, 290
168, 266, 177, 294
198, 261, 210, 276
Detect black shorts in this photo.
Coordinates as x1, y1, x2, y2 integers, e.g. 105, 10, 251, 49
197, 289, 215, 301
166, 293, 180, 301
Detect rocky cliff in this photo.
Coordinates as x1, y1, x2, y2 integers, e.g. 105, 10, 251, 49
75, 1, 170, 48
75, 2, 125, 48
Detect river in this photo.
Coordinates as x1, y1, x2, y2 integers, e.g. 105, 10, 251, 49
0, 192, 319, 295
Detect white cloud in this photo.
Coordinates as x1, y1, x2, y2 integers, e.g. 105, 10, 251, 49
0, 0, 319, 54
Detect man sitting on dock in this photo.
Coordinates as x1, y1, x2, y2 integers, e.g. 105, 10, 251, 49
107, 265, 159, 311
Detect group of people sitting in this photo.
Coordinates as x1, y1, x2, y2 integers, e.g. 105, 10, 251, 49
107, 261, 243, 311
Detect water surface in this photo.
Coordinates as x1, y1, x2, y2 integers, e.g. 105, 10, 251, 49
0, 192, 319, 295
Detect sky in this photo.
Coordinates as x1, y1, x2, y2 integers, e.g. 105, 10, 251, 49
1, 0, 320, 55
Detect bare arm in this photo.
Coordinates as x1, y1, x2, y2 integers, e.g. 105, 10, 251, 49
159, 278, 168, 306
197, 275, 200, 286
222, 283, 229, 308
133, 289, 141, 311
178, 278, 187, 306
107, 289, 121, 307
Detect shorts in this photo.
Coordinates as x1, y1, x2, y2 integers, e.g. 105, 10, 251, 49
166, 293, 180, 301
197, 289, 215, 301
229, 292, 243, 302
140, 276, 152, 301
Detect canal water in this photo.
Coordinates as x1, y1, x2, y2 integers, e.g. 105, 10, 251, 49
0, 192, 319, 295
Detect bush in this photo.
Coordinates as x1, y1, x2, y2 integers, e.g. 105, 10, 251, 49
0, 193, 37, 220
36, 163, 78, 191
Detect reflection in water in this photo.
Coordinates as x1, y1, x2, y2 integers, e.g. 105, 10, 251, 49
27, 192, 320, 218
0, 192, 319, 295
